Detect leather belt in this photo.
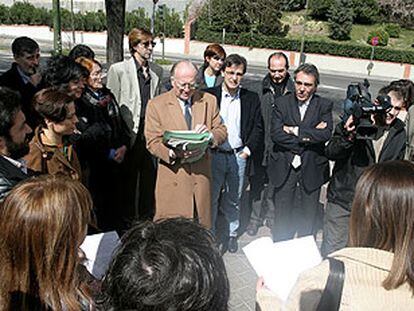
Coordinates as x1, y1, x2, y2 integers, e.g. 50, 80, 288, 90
211, 146, 244, 154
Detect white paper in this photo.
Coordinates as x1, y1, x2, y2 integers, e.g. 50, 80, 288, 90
243, 235, 322, 302
80, 231, 120, 279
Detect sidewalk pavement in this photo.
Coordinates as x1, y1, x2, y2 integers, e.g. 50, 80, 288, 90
0, 25, 412, 81
225, 226, 272, 310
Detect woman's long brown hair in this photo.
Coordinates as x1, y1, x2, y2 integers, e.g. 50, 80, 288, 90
349, 160, 414, 293
0, 175, 93, 310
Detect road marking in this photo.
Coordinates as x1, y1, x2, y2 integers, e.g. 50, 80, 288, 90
319, 84, 347, 91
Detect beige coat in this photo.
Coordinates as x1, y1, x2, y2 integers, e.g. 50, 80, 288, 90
144, 90, 227, 228
257, 247, 414, 311
106, 57, 162, 144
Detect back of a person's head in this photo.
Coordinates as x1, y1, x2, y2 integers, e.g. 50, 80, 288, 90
44, 55, 88, 89
349, 160, 414, 292
100, 218, 230, 311
0, 175, 93, 310
0, 87, 21, 138
68, 44, 95, 60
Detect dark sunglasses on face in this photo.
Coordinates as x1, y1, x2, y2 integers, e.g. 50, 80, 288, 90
141, 41, 157, 48
269, 68, 286, 74
212, 55, 225, 62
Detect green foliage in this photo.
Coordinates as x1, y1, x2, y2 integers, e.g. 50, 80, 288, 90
280, 0, 306, 11
8, 2, 36, 24
383, 23, 401, 38
367, 28, 389, 46
195, 30, 414, 64
155, 7, 183, 38
125, 9, 150, 35
0, 2, 183, 38
328, 0, 353, 41
352, 0, 379, 24
308, 0, 334, 21
196, 0, 288, 38
0, 4, 9, 24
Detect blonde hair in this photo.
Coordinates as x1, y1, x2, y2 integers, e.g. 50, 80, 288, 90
0, 175, 93, 310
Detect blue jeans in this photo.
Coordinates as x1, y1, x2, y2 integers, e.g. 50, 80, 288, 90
211, 151, 247, 237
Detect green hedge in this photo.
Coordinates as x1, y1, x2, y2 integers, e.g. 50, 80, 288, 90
195, 31, 414, 64
0, 2, 183, 38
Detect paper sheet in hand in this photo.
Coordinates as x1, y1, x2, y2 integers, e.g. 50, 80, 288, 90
243, 235, 322, 302
80, 231, 120, 279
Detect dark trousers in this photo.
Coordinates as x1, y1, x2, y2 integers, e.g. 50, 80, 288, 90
120, 134, 157, 231
249, 181, 275, 226
321, 201, 351, 257
272, 167, 321, 242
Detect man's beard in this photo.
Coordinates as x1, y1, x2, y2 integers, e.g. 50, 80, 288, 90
6, 139, 30, 160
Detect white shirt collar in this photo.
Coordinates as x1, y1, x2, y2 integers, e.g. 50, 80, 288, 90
2, 155, 27, 174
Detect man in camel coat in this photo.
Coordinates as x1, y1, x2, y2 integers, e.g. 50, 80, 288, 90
145, 61, 227, 228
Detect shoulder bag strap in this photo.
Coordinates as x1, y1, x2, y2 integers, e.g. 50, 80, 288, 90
316, 257, 345, 311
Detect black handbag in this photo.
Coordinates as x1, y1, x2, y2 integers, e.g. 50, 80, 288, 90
316, 258, 345, 311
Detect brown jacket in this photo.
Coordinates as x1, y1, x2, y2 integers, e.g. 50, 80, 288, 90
257, 247, 414, 311
24, 127, 81, 180
144, 90, 227, 228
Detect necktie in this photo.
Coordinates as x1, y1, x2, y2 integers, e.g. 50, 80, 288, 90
184, 101, 192, 130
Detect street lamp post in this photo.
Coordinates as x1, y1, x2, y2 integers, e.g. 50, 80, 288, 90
52, 0, 62, 55
151, 0, 159, 34
299, 0, 310, 65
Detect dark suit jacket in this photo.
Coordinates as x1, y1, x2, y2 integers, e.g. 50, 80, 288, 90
0, 63, 43, 129
268, 93, 333, 192
0, 156, 31, 201
204, 85, 264, 176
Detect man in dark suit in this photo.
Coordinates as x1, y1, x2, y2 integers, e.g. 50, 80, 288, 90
0, 37, 42, 129
0, 87, 33, 200
205, 54, 263, 252
268, 63, 333, 242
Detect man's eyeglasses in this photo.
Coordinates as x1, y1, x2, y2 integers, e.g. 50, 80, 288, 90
140, 41, 157, 48
175, 81, 198, 90
295, 81, 314, 88
212, 55, 225, 62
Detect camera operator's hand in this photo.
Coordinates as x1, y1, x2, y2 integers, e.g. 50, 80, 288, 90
344, 115, 356, 133
316, 121, 327, 129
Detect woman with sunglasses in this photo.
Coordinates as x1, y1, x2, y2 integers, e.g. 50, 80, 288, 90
196, 43, 226, 90
75, 56, 129, 232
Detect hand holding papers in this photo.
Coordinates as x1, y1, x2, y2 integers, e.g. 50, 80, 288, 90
243, 236, 322, 302
80, 231, 120, 279
163, 129, 213, 164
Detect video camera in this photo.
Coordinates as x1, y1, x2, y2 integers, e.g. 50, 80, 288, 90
342, 79, 391, 140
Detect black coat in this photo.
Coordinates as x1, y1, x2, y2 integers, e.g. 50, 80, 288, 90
268, 93, 333, 192
260, 73, 295, 166
195, 64, 224, 90
0, 63, 43, 129
0, 156, 31, 201
326, 119, 406, 210
74, 87, 130, 168
204, 85, 264, 176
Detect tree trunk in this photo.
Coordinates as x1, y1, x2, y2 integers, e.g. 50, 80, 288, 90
105, 0, 126, 66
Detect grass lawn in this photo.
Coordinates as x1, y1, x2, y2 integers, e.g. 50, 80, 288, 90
282, 11, 414, 50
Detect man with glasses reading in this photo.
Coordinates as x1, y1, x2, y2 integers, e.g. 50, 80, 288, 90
107, 28, 163, 229
144, 60, 227, 229
205, 54, 263, 253
246, 52, 295, 237
268, 63, 333, 242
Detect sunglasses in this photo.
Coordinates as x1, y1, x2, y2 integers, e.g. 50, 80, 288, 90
212, 55, 225, 62
140, 41, 157, 48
